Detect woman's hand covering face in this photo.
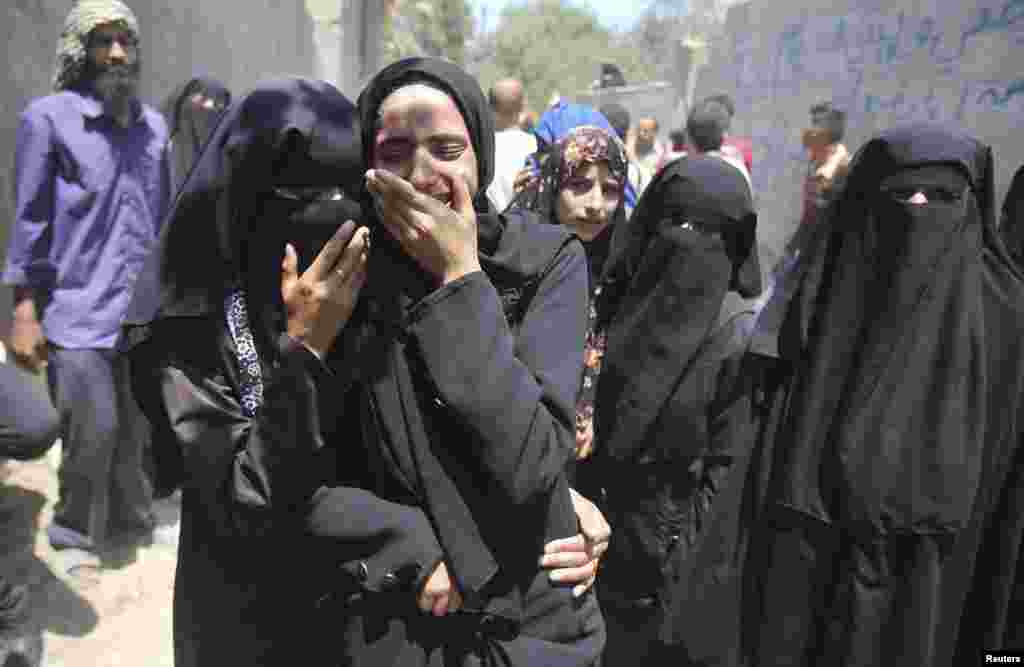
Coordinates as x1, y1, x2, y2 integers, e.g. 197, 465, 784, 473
366, 168, 481, 286
281, 220, 370, 358
367, 84, 482, 286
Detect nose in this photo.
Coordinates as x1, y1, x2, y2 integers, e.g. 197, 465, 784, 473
582, 183, 606, 219
108, 39, 128, 62
408, 149, 441, 193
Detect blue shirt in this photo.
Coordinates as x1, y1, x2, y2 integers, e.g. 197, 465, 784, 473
3, 91, 169, 349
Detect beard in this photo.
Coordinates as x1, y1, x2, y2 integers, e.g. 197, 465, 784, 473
81, 59, 141, 117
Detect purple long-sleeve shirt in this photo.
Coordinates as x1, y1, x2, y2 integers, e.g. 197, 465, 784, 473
3, 90, 169, 349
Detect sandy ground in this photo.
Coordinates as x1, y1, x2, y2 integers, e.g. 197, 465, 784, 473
1, 447, 179, 667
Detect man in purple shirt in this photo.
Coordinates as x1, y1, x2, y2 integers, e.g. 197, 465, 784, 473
3, 0, 167, 582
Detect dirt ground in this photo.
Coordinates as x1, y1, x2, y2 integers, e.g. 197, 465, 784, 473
1, 448, 179, 667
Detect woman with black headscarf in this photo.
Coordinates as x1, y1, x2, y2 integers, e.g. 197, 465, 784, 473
160, 75, 231, 196
1000, 164, 1024, 269
130, 63, 605, 665
736, 124, 1024, 665
572, 155, 761, 664
352, 56, 604, 665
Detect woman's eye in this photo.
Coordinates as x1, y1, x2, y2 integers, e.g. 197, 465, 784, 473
434, 143, 465, 160
568, 179, 594, 193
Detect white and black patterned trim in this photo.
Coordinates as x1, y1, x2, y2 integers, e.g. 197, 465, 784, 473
224, 289, 265, 417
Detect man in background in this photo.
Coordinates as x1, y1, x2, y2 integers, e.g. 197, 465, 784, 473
706, 93, 754, 176
687, 98, 752, 193
799, 101, 850, 229
3, 0, 167, 584
628, 116, 667, 185
487, 78, 538, 211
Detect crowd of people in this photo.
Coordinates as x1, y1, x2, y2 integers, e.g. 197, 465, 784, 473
2, 1, 1024, 666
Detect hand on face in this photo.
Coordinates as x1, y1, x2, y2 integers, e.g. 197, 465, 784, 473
281, 220, 370, 358
366, 168, 480, 286
368, 84, 482, 286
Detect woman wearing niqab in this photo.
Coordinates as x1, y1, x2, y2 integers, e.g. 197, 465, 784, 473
1000, 163, 1024, 269
570, 155, 761, 664
736, 124, 1024, 665
159, 76, 231, 196
130, 63, 604, 666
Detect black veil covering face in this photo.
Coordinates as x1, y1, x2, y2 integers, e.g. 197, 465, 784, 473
160, 76, 232, 195
740, 123, 1024, 665
596, 155, 761, 462
123, 76, 363, 496
150, 77, 363, 355
1000, 164, 1024, 269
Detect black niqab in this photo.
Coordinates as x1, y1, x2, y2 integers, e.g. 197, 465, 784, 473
595, 155, 761, 462
1001, 164, 1024, 269
160, 76, 232, 195
151, 77, 363, 357
743, 123, 1024, 664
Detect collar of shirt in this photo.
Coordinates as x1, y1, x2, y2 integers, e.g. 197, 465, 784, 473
71, 90, 145, 124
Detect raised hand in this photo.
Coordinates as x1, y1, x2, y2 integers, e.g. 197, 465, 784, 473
366, 168, 481, 287
281, 220, 369, 358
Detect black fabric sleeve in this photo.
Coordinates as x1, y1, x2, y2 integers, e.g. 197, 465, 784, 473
405, 242, 588, 506
135, 324, 444, 594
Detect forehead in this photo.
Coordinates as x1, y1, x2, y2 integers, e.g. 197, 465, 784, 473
638, 119, 658, 130
90, 21, 132, 37
568, 161, 616, 180
377, 84, 466, 132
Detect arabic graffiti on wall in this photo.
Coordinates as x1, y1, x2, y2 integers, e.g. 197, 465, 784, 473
698, 0, 1023, 256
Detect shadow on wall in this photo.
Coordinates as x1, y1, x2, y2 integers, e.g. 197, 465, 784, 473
0, 0, 319, 336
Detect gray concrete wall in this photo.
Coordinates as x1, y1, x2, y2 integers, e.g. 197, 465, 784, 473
1, 0, 319, 336
696, 0, 1024, 273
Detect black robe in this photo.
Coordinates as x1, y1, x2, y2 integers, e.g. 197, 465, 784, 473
1000, 164, 1024, 270
130, 74, 603, 667
575, 156, 762, 660
736, 123, 1024, 666
160, 76, 231, 197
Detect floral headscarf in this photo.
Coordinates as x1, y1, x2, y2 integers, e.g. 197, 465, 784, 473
510, 124, 628, 460
513, 124, 629, 227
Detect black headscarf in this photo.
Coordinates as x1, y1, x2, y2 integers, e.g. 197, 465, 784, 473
740, 122, 1024, 666
160, 76, 232, 196
354, 57, 576, 610
1000, 164, 1024, 269
595, 155, 761, 461
146, 77, 363, 357
356, 57, 495, 211
767, 121, 1020, 542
